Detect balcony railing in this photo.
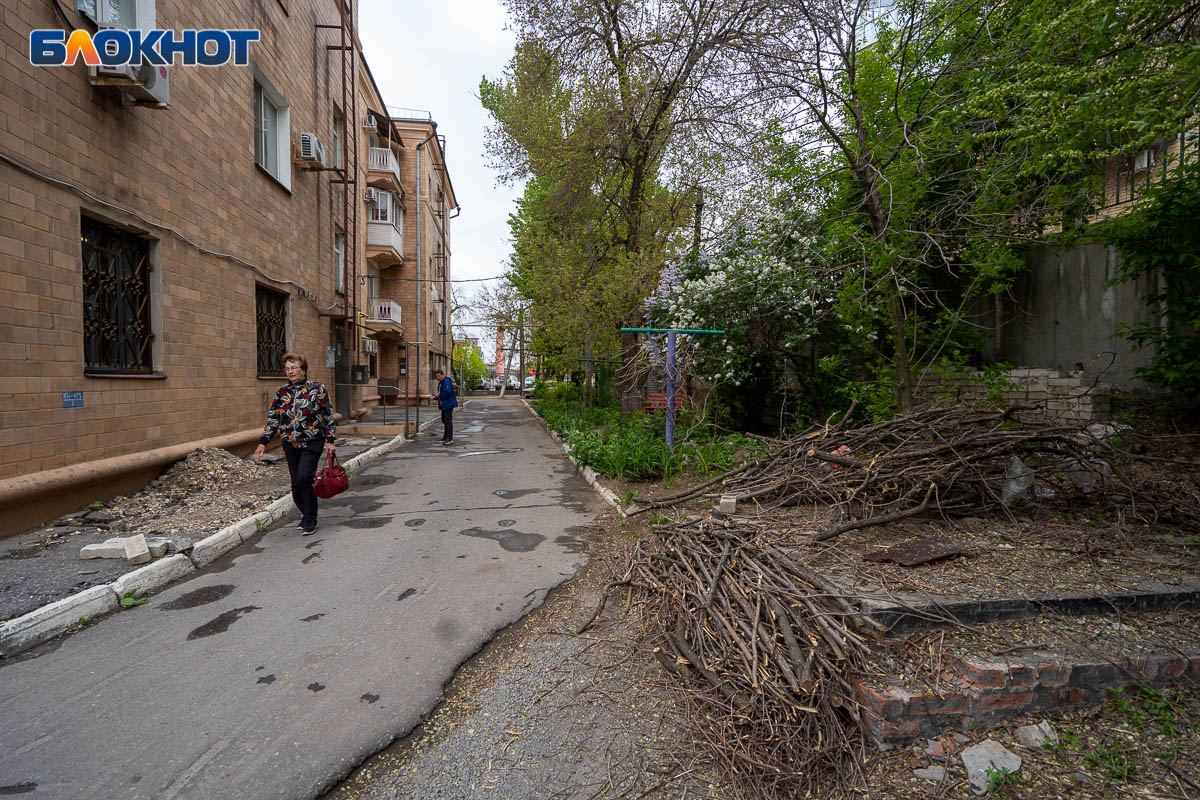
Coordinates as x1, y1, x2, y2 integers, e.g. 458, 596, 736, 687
368, 298, 402, 325
366, 219, 403, 254
368, 147, 401, 185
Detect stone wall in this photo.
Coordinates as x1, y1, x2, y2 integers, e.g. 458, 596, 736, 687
916, 368, 1110, 423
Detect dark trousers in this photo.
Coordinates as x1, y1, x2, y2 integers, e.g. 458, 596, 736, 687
440, 407, 454, 441
284, 438, 324, 525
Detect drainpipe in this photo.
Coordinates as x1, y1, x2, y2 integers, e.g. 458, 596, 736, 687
415, 130, 435, 407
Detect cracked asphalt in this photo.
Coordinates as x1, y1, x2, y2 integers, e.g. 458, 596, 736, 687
0, 397, 603, 800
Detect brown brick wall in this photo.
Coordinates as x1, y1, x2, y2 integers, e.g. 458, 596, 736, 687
0, 0, 385, 479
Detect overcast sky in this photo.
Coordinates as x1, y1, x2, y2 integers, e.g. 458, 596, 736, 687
358, 0, 520, 342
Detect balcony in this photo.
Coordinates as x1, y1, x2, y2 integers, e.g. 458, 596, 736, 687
364, 297, 404, 340
366, 219, 403, 267
367, 147, 402, 194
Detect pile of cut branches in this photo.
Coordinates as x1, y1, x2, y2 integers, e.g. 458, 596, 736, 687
594, 518, 883, 797
630, 404, 1200, 539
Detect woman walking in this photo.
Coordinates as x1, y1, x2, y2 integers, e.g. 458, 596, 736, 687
254, 353, 336, 534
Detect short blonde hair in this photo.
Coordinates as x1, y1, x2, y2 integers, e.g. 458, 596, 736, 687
282, 353, 308, 374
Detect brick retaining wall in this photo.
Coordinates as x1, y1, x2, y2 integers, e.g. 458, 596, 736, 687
915, 368, 1110, 423
855, 651, 1200, 745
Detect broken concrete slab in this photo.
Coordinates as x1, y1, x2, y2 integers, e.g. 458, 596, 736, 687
960, 740, 1021, 795
1015, 720, 1056, 749
718, 494, 737, 514
80, 541, 126, 560
122, 534, 151, 565
912, 765, 946, 782
146, 537, 170, 558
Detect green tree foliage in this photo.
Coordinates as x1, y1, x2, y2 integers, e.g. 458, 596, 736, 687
453, 340, 488, 390
483, 0, 776, 408
1105, 162, 1200, 400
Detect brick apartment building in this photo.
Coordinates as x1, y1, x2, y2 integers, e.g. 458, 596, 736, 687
362, 111, 458, 403
0, 0, 456, 532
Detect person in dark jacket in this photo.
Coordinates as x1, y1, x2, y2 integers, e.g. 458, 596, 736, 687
434, 369, 456, 445
253, 353, 336, 534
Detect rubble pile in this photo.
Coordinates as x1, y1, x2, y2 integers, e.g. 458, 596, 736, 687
66, 447, 290, 542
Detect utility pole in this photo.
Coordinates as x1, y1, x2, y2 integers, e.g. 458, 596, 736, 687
518, 306, 525, 397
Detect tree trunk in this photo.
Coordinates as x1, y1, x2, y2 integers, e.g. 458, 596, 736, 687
619, 329, 643, 413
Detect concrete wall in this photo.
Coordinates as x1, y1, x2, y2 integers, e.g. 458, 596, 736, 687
984, 242, 1162, 387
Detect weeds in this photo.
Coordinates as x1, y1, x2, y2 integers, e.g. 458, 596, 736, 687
1109, 682, 1179, 736
985, 765, 1025, 797
119, 589, 148, 608
1085, 739, 1137, 781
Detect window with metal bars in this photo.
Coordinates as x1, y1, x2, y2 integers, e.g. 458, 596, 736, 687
81, 217, 155, 375
256, 285, 288, 377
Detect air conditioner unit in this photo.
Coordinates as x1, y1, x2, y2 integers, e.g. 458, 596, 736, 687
363, 114, 378, 130
297, 133, 326, 166
364, 187, 380, 204
89, 60, 170, 107
125, 62, 169, 106
361, 338, 379, 354
1133, 148, 1157, 171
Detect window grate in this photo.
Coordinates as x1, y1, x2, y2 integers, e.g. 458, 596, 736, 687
256, 285, 287, 376
81, 217, 153, 373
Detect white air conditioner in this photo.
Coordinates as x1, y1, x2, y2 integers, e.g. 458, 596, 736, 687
363, 114, 378, 130
89, 60, 169, 107
361, 338, 379, 355
125, 62, 169, 106
364, 187, 380, 204
1133, 148, 1157, 171
298, 133, 326, 166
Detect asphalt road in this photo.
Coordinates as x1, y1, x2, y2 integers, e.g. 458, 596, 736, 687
0, 397, 601, 799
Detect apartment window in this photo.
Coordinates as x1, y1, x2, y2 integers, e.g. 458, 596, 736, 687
81, 217, 155, 374
253, 72, 291, 189
371, 191, 402, 228
368, 353, 377, 379
334, 227, 345, 294
256, 285, 288, 377
332, 110, 344, 170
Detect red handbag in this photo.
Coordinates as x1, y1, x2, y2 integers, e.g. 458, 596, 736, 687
314, 451, 349, 499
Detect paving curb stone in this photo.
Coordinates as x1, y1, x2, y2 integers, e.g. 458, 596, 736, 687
189, 525, 246, 568
111, 555, 197, 600
0, 586, 118, 657
520, 398, 627, 516
0, 414, 449, 659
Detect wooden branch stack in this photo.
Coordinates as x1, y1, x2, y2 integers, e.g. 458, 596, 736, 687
624, 518, 884, 796
633, 404, 1200, 538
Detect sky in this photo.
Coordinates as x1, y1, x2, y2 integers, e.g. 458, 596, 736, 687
358, 0, 521, 351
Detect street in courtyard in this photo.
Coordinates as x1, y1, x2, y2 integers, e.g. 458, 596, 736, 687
0, 397, 602, 800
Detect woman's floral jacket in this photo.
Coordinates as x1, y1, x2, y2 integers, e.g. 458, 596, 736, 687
259, 379, 336, 448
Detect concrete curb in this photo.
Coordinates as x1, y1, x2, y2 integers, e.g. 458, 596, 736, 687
0, 414, 449, 660
519, 399, 628, 518
111, 555, 196, 599
0, 586, 118, 658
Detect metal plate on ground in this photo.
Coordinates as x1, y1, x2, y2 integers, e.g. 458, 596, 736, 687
863, 537, 968, 567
